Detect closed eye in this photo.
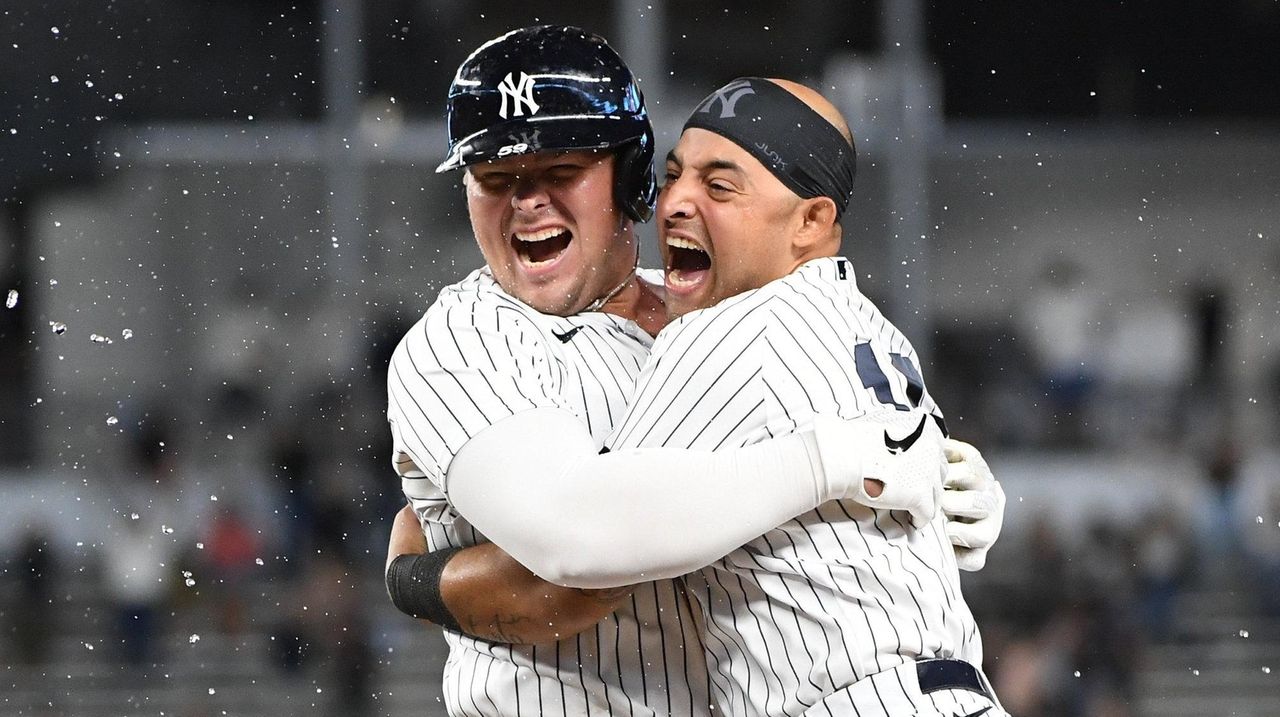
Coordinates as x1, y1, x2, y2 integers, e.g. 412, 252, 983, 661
707, 180, 739, 197
472, 173, 514, 192
547, 164, 584, 179
660, 167, 681, 191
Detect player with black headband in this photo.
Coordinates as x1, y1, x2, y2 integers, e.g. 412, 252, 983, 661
384, 28, 1008, 717
449, 77, 1008, 716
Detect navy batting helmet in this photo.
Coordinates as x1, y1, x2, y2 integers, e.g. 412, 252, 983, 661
436, 25, 656, 223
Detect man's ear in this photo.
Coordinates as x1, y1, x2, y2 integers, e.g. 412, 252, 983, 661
794, 196, 838, 250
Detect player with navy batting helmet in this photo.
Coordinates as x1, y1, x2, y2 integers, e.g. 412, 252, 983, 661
384, 26, 1006, 717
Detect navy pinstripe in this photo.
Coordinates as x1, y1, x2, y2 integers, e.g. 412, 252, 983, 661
388, 268, 713, 717
605, 258, 983, 717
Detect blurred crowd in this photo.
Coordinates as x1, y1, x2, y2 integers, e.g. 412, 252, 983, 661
2, 269, 1278, 717
966, 453, 1280, 717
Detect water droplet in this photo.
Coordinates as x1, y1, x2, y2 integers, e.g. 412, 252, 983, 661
130, 512, 140, 520
161, 525, 174, 535
5, 289, 16, 308
84, 642, 93, 650
196, 542, 205, 550
210, 495, 218, 501
185, 578, 196, 587
1191, 669, 1200, 676
114, 92, 124, 100
89, 333, 113, 344
1239, 630, 1251, 638
1258, 516, 1265, 524
226, 434, 234, 440
1263, 666, 1272, 674
122, 328, 134, 340
255, 558, 264, 566
50, 26, 60, 35
106, 416, 119, 426
208, 688, 216, 695
50, 75, 59, 83
189, 634, 200, 644
1073, 670, 1081, 678
49, 321, 66, 335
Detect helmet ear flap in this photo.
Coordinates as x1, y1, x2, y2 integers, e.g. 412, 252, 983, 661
614, 129, 656, 223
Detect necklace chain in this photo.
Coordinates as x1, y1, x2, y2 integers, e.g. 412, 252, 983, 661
583, 270, 635, 313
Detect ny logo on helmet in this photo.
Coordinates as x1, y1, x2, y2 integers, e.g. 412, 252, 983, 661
698, 79, 755, 119
498, 72, 541, 119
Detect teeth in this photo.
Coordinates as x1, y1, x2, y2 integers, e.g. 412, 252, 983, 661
514, 227, 568, 242
668, 271, 701, 287
666, 236, 705, 252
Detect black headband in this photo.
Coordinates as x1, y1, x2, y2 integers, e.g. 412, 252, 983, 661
683, 77, 856, 219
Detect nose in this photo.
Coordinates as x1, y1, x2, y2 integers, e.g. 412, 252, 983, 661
511, 176, 551, 213
659, 174, 695, 222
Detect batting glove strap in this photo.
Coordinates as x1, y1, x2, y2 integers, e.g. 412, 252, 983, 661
811, 411, 946, 528
807, 414, 865, 501
386, 548, 464, 632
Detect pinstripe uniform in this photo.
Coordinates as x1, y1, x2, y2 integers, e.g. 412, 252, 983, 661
386, 267, 712, 717
606, 258, 984, 717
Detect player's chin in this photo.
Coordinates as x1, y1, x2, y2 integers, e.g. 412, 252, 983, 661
523, 294, 578, 317
516, 277, 581, 316
663, 269, 711, 317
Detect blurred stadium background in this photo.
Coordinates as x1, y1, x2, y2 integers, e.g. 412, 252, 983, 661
1, 1, 1278, 715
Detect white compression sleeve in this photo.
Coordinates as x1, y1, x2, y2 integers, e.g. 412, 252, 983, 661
445, 407, 839, 589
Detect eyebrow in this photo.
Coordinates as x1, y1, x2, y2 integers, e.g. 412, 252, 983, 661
701, 158, 745, 174
665, 150, 745, 176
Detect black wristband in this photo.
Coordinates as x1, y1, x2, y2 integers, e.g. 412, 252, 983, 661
385, 548, 464, 632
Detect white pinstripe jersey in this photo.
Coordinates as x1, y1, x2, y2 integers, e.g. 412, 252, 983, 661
606, 258, 982, 717
386, 267, 713, 717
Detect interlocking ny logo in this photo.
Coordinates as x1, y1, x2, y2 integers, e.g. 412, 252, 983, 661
699, 79, 755, 119
498, 72, 540, 119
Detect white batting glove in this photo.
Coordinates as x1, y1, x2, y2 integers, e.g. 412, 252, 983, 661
941, 438, 1006, 571
811, 410, 947, 529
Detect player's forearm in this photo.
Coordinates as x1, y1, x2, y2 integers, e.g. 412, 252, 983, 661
446, 408, 831, 589
439, 543, 633, 644
386, 504, 630, 643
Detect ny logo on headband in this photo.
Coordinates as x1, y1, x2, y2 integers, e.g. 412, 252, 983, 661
698, 79, 755, 119
498, 72, 540, 119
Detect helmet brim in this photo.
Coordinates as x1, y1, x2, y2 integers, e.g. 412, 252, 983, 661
435, 115, 649, 173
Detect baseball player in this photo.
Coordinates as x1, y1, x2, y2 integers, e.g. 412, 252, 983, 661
444, 77, 1008, 717
386, 27, 1005, 717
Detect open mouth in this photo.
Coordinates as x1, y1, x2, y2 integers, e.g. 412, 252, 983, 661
513, 227, 573, 266
666, 236, 711, 287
